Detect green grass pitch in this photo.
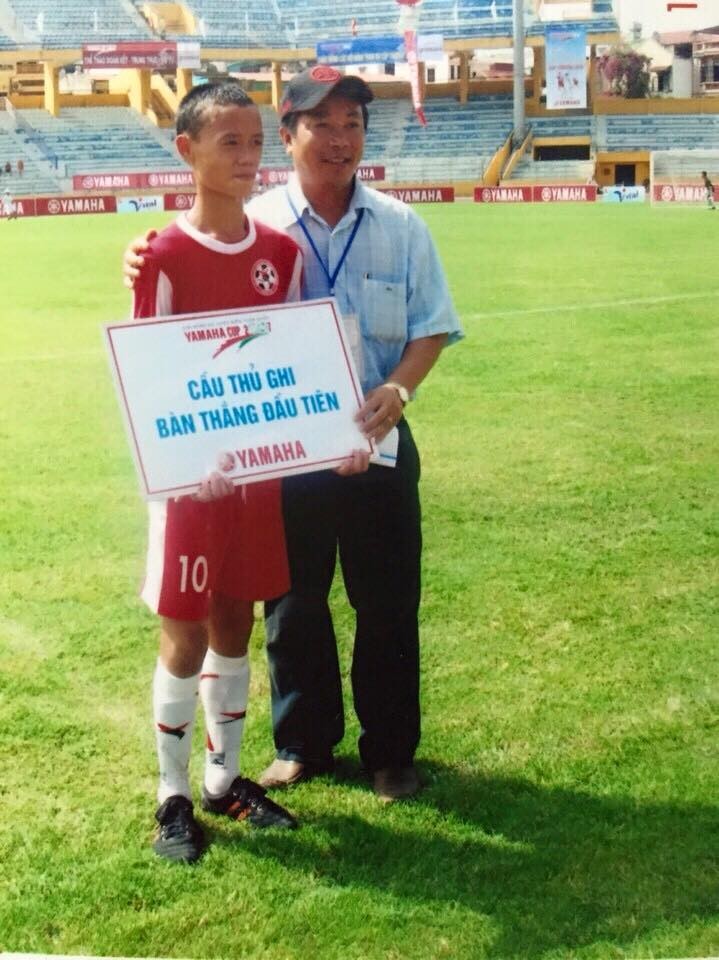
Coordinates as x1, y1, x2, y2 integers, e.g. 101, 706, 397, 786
1, 202, 718, 960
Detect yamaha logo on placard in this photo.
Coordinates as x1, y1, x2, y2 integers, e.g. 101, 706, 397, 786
251, 259, 280, 296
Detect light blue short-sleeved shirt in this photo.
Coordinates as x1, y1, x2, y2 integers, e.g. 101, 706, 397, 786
248, 174, 463, 394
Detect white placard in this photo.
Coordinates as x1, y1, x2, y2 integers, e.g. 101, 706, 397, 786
104, 298, 372, 500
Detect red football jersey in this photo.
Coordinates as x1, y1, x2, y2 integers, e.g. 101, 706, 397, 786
133, 212, 303, 319
133, 212, 301, 618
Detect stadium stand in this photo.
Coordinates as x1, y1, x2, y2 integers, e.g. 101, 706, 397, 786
0, 113, 64, 193
653, 150, 719, 179
258, 93, 510, 184
14, 107, 183, 177
130, 0, 613, 47
10, 0, 719, 198
257, 105, 290, 168
363, 98, 410, 165
509, 155, 595, 183
4, 0, 151, 47
0, 0, 618, 48
0, 23, 17, 49
530, 115, 594, 138
526, 16, 617, 38
385, 95, 512, 181
602, 114, 719, 151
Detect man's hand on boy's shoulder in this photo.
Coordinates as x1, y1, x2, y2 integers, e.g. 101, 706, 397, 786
123, 229, 158, 289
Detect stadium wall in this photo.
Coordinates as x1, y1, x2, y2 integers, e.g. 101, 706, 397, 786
9, 93, 129, 108
596, 151, 650, 188
594, 97, 719, 115
371, 79, 532, 100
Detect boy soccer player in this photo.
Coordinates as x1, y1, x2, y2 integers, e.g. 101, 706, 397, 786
133, 82, 302, 862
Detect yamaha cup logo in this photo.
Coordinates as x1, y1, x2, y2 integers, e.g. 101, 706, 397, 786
251, 259, 279, 296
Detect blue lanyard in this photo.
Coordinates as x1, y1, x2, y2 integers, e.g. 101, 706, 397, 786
287, 193, 365, 295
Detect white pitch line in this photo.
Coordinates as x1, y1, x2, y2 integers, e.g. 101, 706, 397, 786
464, 289, 719, 322
2, 290, 717, 364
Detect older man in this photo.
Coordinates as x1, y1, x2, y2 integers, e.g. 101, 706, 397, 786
250, 68, 462, 800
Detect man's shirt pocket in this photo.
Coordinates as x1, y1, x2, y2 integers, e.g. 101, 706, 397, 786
360, 277, 407, 343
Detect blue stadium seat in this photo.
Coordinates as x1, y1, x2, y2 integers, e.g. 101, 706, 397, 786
6, 0, 151, 47
15, 107, 183, 177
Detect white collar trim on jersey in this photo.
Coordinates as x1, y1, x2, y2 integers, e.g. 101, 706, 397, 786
177, 210, 257, 254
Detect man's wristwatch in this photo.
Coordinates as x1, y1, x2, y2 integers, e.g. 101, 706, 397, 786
384, 381, 410, 406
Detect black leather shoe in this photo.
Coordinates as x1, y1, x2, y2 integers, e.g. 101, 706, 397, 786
201, 776, 297, 829
373, 766, 421, 802
153, 795, 205, 862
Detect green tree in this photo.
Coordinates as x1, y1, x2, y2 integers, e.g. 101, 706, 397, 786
598, 46, 651, 98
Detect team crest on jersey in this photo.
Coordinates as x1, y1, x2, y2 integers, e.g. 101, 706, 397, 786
251, 259, 280, 296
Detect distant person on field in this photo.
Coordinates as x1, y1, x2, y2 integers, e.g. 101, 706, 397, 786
3, 161, 11, 175
2, 187, 17, 221
701, 171, 715, 210
131, 81, 313, 864
17, 158, 24, 177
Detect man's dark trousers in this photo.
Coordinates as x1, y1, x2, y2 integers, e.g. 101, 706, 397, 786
265, 418, 421, 772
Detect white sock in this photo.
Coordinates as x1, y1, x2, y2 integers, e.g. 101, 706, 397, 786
200, 649, 250, 797
153, 659, 200, 804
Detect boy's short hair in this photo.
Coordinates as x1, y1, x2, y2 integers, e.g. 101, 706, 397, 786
176, 81, 255, 138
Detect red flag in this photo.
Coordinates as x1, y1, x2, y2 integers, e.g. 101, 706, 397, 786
404, 29, 427, 126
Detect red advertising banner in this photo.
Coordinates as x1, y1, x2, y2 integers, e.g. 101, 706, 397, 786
163, 192, 196, 211
653, 183, 719, 202
259, 165, 385, 186
144, 170, 195, 189
533, 184, 597, 202
83, 42, 178, 70
0, 196, 35, 218
35, 195, 117, 216
379, 186, 454, 203
74, 171, 194, 192
474, 185, 597, 203
474, 186, 533, 203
